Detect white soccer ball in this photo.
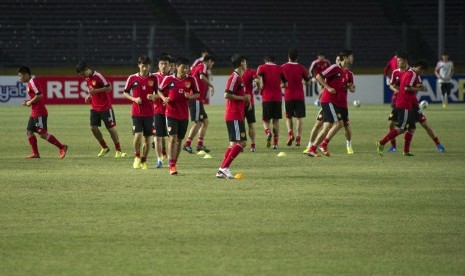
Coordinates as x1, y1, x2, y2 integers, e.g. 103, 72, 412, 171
353, 100, 361, 107
420, 100, 428, 110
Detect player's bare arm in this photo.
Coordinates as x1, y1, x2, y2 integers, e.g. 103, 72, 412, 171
389, 84, 400, 94
147, 92, 160, 101
185, 92, 200, 100
316, 74, 335, 94
200, 74, 215, 96
23, 93, 42, 107
123, 92, 142, 104
157, 90, 169, 103
89, 84, 111, 94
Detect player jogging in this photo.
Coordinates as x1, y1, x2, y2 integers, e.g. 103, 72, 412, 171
309, 52, 331, 106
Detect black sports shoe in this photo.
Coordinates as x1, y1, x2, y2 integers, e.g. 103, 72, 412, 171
197, 145, 210, 153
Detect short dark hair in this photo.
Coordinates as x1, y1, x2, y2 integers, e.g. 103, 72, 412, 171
442, 52, 449, 56
288, 49, 299, 61
203, 55, 215, 62
231, 54, 246, 68
175, 57, 190, 67
339, 49, 353, 59
17, 65, 31, 75
158, 55, 172, 63
138, 55, 151, 65
412, 59, 428, 70
396, 51, 409, 60
317, 51, 325, 57
264, 55, 275, 63
75, 61, 89, 73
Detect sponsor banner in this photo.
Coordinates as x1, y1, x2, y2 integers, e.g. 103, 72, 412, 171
0, 76, 129, 105
383, 74, 465, 103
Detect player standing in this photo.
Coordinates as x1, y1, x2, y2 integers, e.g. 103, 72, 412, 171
384, 51, 399, 85
183, 55, 215, 153
434, 52, 454, 108
148, 55, 171, 168
216, 54, 251, 179
123, 56, 157, 169
257, 55, 287, 149
76, 62, 127, 158
309, 52, 331, 106
158, 57, 200, 175
376, 60, 428, 156
18, 65, 68, 159
281, 49, 311, 147
241, 58, 259, 152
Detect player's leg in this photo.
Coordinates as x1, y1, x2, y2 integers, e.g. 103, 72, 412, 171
217, 120, 247, 179
345, 123, 353, 154
103, 108, 125, 157
308, 122, 331, 157
36, 116, 67, 159
184, 100, 201, 153
388, 108, 398, 152
139, 117, 154, 169
154, 114, 168, 167
245, 104, 256, 151
90, 110, 109, 156
319, 120, 343, 156
419, 119, 444, 152
26, 117, 40, 158
196, 103, 210, 152
377, 108, 406, 156
441, 83, 448, 108
271, 102, 282, 149
262, 102, 272, 147
294, 101, 306, 146
285, 101, 294, 146
248, 122, 256, 151
403, 125, 416, 156
132, 116, 143, 168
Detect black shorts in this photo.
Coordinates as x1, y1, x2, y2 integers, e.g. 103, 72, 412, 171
285, 100, 306, 118
132, 116, 154, 137
262, 101, 282, 121
166, 117, 189, 140
388, 108, 398, 122
244, 104, 256, 124
315, 108, 323, 121
27, 115, 48, 134
337, 106, 349, 125
440, 83, 452, 95
321, 103, 341, 123
226, 120, 247, 142
189, 100, 208, 122
153, 114, 168, 137
90, 108, 116, 129
412, 104, 427, 123
395, 108, 416, 130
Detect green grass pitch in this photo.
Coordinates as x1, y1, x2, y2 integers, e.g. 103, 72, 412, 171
1, 103, 464, 275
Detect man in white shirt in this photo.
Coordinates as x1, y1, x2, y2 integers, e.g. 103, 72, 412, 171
434, 52, 454, 108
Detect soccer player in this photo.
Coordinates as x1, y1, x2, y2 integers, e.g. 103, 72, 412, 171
384, 51, 399, 85
307, 50, 354, 157
241, 58, 259, 152
309, 52, 331, 106
148, 55, 171, 168
76, 62, 127, 158
191, 49, 209, 70
257, 55, 287, 149
376, 60, 428, 156
123, 56, 157, 169
158, 57, 200, 175
18, 65, 68, 159
434, 52, 454, 108
281, 49, 311, 147
216, 54, 251, 179
183, 55, 215, 154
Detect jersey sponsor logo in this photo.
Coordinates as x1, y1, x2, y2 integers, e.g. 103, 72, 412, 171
185, 82, 191, 89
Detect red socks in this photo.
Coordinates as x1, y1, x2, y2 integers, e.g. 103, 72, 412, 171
221, 144, 244, 168
380, 129, 400, 145
197, 137, 204, 147
46, 134, 64, 149
28, 136, 39, 155
404, 131, 413, 153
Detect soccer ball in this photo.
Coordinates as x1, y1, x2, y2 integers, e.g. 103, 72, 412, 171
353, 100, 361, 107
420, 100, 428, 110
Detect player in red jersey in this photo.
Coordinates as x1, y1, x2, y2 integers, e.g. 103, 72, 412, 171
191, 49, 209, 70
148, 55, 171, 168
384, 51, 399, 85
216, 54, 251, 179
309, 52, 331, 106
123, 56, 158, 170
241, 59, 259, 152
256, 55, 287, 149
158, 57, 200, 175
76, 62, 127, 158
18, 66, 68, 159
281, 49, 311, 147
307, 50, 354, 157
376, 60, 428, 156
184, 55, 215, 154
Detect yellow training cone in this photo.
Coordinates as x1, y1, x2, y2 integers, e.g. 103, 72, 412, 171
203, 153, 213, 159
197, 150, 207, 155
234, 172, 244, 179
277, 152, 287, 157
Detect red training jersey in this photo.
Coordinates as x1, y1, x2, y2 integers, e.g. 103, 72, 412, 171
152, 72, 168, 115
396, 69, 420, 111
85, 70, 112, 112
159, 75, 199, 120
224, 71, 246, 121
389, 68, 405, 107
309, 58, 331, 78
27, 77, 48, 117
124, 73, 157, 117
334, 69, 354, 108
256, 63, 286, 102
384, 55, 398, 77
242, 68, 257, 105
190, 63, 209, 102
281, 62, 310, 101
319, 64, 347, 104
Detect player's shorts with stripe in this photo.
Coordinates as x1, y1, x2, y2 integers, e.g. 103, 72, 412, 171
189, 100, 208, 122
226, 120, 247, 142
337, 106, 349, 126
412, 104, 426, 123
262, 101, 282, 121
388, 108, 398, 122
153, 114, 168, 137
90, 108, 116, 129
395, 108, 416, 130
166, 117, 189, 140
244, 104, 256, 124
285, 100, 306, 118
321, 103, 341, 123
315, 108, 323, 121
27, 116, 48, 134
132, 116, 154, 137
